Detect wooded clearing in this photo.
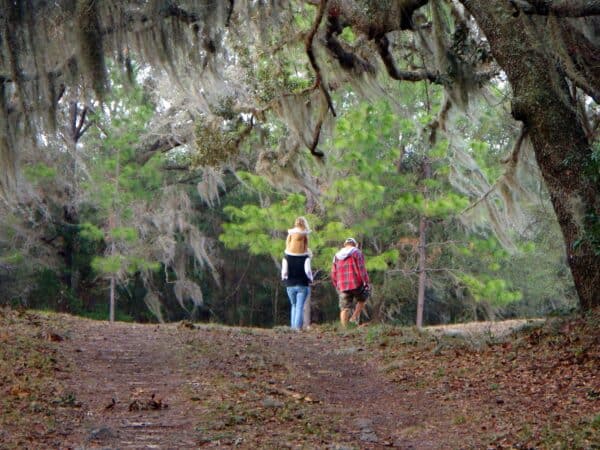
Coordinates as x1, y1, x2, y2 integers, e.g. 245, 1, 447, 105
0, 0, 598, 323
1, 2, 599, 447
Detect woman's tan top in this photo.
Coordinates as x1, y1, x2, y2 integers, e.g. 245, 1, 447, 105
285, 228, 309, 255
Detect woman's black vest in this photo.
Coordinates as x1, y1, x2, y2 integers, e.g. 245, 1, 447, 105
284, 254, 310, 287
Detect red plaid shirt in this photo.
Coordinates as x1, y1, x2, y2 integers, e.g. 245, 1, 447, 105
331, 248, 370, 292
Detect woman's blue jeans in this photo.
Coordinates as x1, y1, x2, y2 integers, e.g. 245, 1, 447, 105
286, 285, 310, 330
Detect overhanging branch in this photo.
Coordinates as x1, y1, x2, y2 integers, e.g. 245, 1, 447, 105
135, 136, 187, 165
511, 0, 600, 17
376, 35, 443, 83
305, 0, 336, 117
308, 118, 325, 158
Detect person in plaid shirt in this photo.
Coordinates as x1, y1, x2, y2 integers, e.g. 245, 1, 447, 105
331, 237, 370, 327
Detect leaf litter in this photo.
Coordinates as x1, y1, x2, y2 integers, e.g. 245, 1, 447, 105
0, 307, 598, 449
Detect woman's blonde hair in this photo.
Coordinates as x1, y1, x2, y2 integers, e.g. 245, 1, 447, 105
294, 216, 309, 230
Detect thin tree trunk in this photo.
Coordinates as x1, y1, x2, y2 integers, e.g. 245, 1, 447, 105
416, 158, 431, 328
416, 216, 427, 328
274, 284, 279, 326
303, 290, 311, 328
109, 275, 115, 323
273, 283, 279, 327
108, 145, 120, 323
65, 101, 88, 299
248, 286, 254, 326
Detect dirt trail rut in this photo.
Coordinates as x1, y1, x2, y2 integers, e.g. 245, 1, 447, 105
56, 318, 453, 449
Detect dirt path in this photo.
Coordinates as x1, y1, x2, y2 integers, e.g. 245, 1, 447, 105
58, 320, 204, 448
54, 318, 458, 449
2, 310, 598, 449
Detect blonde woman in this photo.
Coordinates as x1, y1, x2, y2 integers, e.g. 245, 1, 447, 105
285, 216, 310, 256
282, 216, 313, 329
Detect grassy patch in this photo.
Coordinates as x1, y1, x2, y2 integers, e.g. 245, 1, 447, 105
538, 414, 600, 449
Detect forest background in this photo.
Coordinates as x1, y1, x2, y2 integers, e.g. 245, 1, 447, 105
0, 0, 594, 328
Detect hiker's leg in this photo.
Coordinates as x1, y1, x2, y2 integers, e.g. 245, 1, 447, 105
292, 286, 308, 330
350, 300, 366, 322
338, 291, 352, 327
340, 308, 352, 327
286, 286, 297, 328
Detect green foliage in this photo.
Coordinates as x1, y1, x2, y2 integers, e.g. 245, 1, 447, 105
237, 171, 275, 195
326, 176, 385, 216
79, 302, 134, 322
80, 223, 104, 242
220, 95, 533, 324
500, 211, 578, 316
193, 119, 243, 167
23, 163, 57, 183
239, 12, 315, 104
90, 254, 160, 276
429, 139, 449, 159
366, 250, 399, 272
221, 192, 313, 259
0, 251, 24, 265
10, 50, 575, 326
339, 27, 357, 43
26, 269, 84, 314
469, 140, 502, 180
72, 67, 166, 319
424, 193, 470, 218
573, 141, 600, 257
83, 70, 162, 207
110, 227, 138, 242
91, 255, 123, 275
459, 274, 522, 306
292, 4, 315, 29
129, 257, 161, 272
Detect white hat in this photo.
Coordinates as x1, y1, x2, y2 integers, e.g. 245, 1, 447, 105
344, 237, 358, 246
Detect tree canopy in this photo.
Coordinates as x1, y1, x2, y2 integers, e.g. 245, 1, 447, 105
0, 0, 598, 313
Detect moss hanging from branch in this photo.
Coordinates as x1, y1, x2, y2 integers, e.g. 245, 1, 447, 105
76, 0, 107, 98
0, 77, 18, 200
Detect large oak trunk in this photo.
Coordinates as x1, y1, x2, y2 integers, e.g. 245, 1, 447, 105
461, 0, 600, 309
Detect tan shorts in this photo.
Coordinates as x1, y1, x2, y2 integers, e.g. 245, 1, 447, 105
338, 287, 368, 310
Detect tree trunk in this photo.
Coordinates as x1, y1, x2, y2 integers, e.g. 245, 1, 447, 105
416, 157, 431, 328
273, 283, 279, 327
460, 0, 600, 310
108, 144, 120, 324
65, 101, 86, 298
109, 276, 115, 323
303, 290, 311, 329
416, 215, 427, 328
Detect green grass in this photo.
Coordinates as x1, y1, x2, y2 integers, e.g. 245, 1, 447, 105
539, 415, 600, 449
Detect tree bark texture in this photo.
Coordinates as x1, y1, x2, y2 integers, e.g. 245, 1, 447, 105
460, 0, 600, 309
110, 275, 115, 323
303, 291, 311, 329
416, 215, 427, 328
416, 158, 431, 328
